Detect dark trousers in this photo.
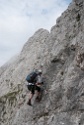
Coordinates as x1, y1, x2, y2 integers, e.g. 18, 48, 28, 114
27, 85, 41, 94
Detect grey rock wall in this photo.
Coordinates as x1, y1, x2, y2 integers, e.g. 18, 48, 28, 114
0, 0, 84, 125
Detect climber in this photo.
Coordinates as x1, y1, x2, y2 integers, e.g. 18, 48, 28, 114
26, 69, 43, 106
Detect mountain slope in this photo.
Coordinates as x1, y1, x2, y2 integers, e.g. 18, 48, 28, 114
0, 0, 84, 125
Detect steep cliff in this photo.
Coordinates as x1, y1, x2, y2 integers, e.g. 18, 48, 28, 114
0, 0, 84, 125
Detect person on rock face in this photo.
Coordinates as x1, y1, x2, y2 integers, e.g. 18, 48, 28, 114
26, 69, 43, 106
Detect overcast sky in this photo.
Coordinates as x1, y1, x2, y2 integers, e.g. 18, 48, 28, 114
0, 0, 72, 66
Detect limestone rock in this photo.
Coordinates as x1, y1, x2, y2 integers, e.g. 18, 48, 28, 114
0, 0, 84, 125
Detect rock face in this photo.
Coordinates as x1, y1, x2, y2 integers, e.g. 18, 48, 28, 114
0, 0, 84, 125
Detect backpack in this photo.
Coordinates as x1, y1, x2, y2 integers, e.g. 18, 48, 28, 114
26, 71, 38, 83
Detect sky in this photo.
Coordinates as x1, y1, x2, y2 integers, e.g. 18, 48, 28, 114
0, 0, 72, 66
